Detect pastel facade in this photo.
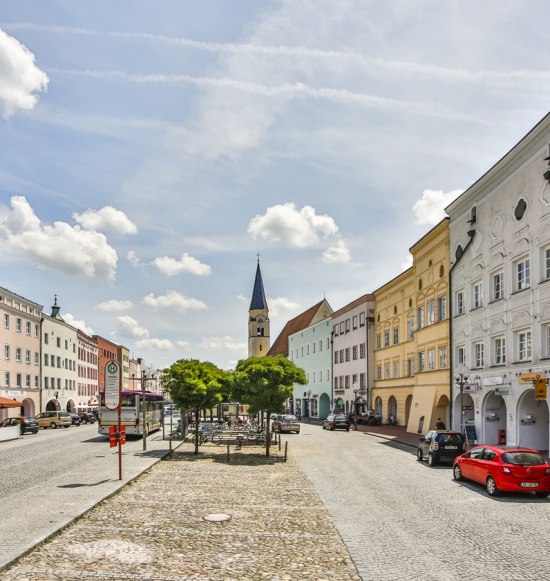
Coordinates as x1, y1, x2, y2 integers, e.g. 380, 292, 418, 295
77, 329, 98, 411
447, 113, 550, 451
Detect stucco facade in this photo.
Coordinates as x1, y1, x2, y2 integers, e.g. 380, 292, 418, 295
77, 329, 98, 411
447, 113, 550, 451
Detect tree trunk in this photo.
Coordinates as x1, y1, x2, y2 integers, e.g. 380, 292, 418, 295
265, 417, 271, 457
194, 409, 200, 455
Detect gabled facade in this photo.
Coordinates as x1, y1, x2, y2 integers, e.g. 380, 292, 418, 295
447, 113, 550, 451
0, 287, 42, 420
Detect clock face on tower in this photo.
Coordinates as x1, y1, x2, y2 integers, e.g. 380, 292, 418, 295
257, 315, 265, 324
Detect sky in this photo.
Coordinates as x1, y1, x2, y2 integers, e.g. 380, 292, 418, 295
0, 1, 549, 371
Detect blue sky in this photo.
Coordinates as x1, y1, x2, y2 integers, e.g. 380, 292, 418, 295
0, 0, 548, 370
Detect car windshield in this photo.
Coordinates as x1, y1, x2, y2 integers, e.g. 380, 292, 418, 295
436, 433, 463, 445
282, 415, 297, 422
501, 452, 546, 466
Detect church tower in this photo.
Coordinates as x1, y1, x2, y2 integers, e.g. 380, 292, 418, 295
248, 257, 270, 357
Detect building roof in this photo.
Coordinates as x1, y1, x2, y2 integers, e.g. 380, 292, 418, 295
331, 293, 375, 319
267, 300, 329, 357
249, 260, 268, 311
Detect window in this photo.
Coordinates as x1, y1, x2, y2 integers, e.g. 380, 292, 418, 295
44, 353, 49, 366
439, 346, 447, 369
384, 363, 390, 379
326, 338, 330, 350
334, 377, 339, 390
360, 343, 366, 358
376, 365, 382, 380
359, 312, 365, 327
56, 337, 61, 348
345, 375, 350, 388
5, 371, 10, 386
312, 371, 316, 383
437, 296, 447, 321
427, 300, 435, 325
25, 350, 31, 364
376, 334, 381, 349
345, 319, 350, 333
393, 328, 399, 345
428, 349, 435, 371
326, 369, 330, 382
26, 374, 30, 388
306, 344, 310, 356
16, 318, 22, 333
492, 271, 504, 301
312, 342, 316, 354
345, 348, 350, 362
393, 361, 399, 378
334, 352, 339, 364
407, 316, 414, 340
384, 330, 390, 347
456, 290, 465, 315
417, 306, 425, 329
319, 340, 323, 352
35, 324, 39, 338
360, 373, 366, 388
301, 346, 304, 357
4, 313, 9, 329
4, 345, 10, 359
26, 321, 31, 335
339, 322, 344, 334
352, 346, 358, 360
352, 315, 358, 329
44, 333, 49, 344
474, 342, 484, 368
34, 376, 38, 388
493, 336, 506, 365
517, 330, 532, 361
516, 258, 531, 291
544, 247, 550, 281
15, 348, 21, 362
352, 373, 358, 386
334, 324, 339, 336
34, 352, 39, 365
407, 357, 414, 376
456, 346, 465, 367
473, 282, 483, 309
418, 352, 425, 372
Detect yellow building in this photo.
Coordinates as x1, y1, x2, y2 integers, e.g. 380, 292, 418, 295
373, 219, 450, 434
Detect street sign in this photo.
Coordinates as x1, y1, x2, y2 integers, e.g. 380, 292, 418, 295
104, 361, 121, 410
108, 425, 126, 448
518, 373, 545, 384
535, 379, 548, 400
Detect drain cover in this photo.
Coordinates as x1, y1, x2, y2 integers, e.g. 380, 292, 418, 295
203, 513, 231, 523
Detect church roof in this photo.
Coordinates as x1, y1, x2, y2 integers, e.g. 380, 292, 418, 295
267, 299, 329, 357
249, 261, 268, 311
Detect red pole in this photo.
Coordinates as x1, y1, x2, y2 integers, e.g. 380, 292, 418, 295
117, 402, 122, 480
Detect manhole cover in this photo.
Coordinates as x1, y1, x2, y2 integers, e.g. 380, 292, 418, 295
203, 513, 231, 523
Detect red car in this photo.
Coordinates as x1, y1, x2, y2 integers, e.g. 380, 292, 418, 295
453, 445, 550, 497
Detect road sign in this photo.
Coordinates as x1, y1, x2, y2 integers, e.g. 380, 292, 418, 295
108, 425, 126, 448
104, 361, 121, 410
518, 373, 545, 384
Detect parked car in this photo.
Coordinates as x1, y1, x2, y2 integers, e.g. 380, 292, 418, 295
78, 412, 96, 424
322, 414, 350, 431
453, 445, 550, 497
272, 414, 300, 434
1, 416, 39, 434
69, 413, 81, 426
417, 430, 465, 466
34, 411, 72, 429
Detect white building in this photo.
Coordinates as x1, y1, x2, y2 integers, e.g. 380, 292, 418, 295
447, 113, 550, 452
331, 294, 375, 414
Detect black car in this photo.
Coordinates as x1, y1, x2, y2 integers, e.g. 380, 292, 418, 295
69, 413, 81, 426
417, 430, 465, 466
322, 414, 350, 431
2, 416, 39, 434
78, 412, 96, 424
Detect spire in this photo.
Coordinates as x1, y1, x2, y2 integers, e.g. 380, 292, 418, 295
249, 257, 268, 311
50, 294, 64, 321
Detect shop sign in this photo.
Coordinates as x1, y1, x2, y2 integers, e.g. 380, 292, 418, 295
483, 377, 503, 386
519, 373, 545, 384
495, 388, 509, 396
535, 379, 548, 400
463, 383, 476, 394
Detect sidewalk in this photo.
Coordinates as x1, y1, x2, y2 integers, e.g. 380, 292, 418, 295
354, 422, 421, 448
2, 442, 362, 581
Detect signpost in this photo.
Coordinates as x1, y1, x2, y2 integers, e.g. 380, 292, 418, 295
105, 361, 125, 480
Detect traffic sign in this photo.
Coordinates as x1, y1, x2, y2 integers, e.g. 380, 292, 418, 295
104, 361, 121, 410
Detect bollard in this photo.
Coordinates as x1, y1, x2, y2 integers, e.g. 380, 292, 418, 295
284, 441, 288, 462
278, 437, 281, 451
227, 442, 230, 461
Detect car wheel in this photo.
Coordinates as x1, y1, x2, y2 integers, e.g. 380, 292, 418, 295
535, 491, 550, 498
346, 428, 349, 431
50, 422, 57, 429
416, 448, 423, 462
322, 424, 326, 429
428, 453, 437, 467
330, 426, 335, 431
486, 476, 500, 497
453, 465, 463, 481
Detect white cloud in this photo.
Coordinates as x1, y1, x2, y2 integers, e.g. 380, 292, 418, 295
135, 338, 174, 351
0, 28, 48, 118
248, 203, 339, 248
73, 206, 138, 235
96, 299, 134, 312
322, 239, 351, 264
412, 189, 463, 226
0, 195, 118, 280
200, 336, 246, 351
152, 253, 212, 276
127, 251, 141, 268
116, 315, 149, 339
63, 313, 94, 335
142, 290, 207, 312
401, 254, 413, 271
268, 297, 301, 318
176, 340, 190, 350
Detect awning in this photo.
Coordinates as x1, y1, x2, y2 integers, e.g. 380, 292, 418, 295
0, 397, 23, 409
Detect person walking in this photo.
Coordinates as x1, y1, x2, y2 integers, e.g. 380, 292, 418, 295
436, 418, 446, 430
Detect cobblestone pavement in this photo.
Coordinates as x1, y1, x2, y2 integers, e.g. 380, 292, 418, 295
290, 424, 550, 581
2, 442, 361, 581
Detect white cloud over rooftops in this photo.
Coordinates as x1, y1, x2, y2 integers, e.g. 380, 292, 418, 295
73, 206, 138, 235
412, 189, 463, 226
322, 240, 351, 264
136, 338, 174, 351
96, 299, 134, 312
0, 28, 48, 118
116, 315, 149, 339
152, 252, 212, 276
200, 336, 246, 351
142, 290, 207, 312
63, 313, 94, 335
0, 196, 118, 280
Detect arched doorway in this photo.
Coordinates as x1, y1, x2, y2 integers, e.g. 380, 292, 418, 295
453, 393, 475, 432
433, 395, 450, 430
334, 397, 344, 413
517, 389, 549, 452
66, 400, 76, 413
388, 396, 397, 421
404, 394, 413, 426
375, 396, 382, 416
318, 393, 331, 420
482, 391, 507, 445
45, 399, 59, 412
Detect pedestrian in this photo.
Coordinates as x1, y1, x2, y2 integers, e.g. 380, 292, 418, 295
436, 418, 446, 430
296, 410, 301, 421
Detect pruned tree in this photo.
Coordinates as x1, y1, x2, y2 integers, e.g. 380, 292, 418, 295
231, 355, 307, 457
164, 359, 229, 454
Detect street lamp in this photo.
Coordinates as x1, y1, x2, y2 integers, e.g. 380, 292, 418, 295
454, 364, 469, 435
352, 383, 367, 431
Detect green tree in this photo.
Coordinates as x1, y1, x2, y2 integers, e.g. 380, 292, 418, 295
164, 359, 229, 454
232, 355, 307, 457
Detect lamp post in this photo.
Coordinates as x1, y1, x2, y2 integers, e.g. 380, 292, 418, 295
454, 364, 469, 436
352, 383, 367, 431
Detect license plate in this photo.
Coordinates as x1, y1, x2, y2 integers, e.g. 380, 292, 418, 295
520, 482, 539, 488
445, 446, 457, 449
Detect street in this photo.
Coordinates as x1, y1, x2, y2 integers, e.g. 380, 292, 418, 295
291, 424, 550, 581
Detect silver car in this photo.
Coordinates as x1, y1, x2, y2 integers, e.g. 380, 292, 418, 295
272, 414, 300, 434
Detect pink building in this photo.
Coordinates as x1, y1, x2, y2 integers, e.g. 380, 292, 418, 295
77, 329, 99, 412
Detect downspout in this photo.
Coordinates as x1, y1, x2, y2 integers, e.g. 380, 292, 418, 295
448, 228, 476, 430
